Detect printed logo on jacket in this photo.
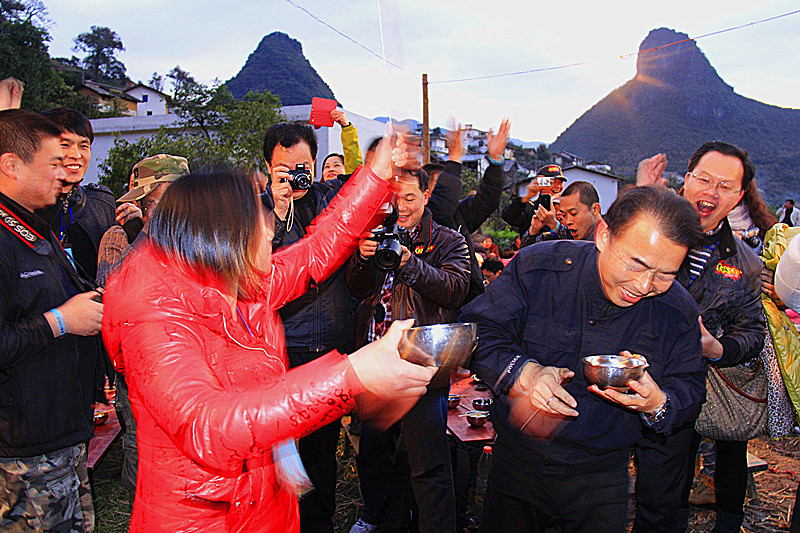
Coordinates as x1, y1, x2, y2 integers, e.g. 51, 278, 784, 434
714, 260, 742, 281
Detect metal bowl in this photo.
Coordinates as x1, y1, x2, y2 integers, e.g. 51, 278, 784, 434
448, 395, 462, 410
399, 323, 478, 369
466, 410, 490, 427
582, 355, 648, 392
472, 398, 492, 410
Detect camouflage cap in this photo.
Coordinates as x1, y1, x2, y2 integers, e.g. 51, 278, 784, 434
117, 154, 190, 202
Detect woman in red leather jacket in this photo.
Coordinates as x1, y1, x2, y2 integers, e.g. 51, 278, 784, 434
102, 140, 435, 533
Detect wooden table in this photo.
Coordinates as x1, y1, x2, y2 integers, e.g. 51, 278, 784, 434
87, 388, 122, 469
447, 372, 495, 444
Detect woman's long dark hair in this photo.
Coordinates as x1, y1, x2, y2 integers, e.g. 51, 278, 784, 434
742, 179, 778, 238
149, 166, 267, 298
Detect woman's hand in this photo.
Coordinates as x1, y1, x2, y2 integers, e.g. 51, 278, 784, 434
369, 131, 422, 181
348, 319, 437, 400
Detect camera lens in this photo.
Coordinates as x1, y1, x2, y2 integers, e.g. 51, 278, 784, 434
375, 238, 403, 271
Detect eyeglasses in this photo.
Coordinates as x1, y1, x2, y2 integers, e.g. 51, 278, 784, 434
686, 172, 741, 196
608, 244, 677, 286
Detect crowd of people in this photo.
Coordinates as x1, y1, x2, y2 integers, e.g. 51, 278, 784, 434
2, 75, 800, 533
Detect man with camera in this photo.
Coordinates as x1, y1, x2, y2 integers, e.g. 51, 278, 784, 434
502, 164, 566, 238
522, 181, 603, 247
345, 168, 470, 533
261, 121, 354, 533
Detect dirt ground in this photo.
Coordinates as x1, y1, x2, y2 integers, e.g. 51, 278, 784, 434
687, 436, 800, 532
92, 432, 800, 532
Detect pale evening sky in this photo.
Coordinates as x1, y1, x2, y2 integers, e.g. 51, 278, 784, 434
43, 0, 800, 143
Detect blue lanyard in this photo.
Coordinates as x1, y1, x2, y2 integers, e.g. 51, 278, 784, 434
236, 305, 256, 338
59, 203, 74, 242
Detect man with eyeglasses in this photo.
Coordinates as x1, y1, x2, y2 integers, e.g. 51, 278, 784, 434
634, 141, 766, 533
460, 186, 707, 532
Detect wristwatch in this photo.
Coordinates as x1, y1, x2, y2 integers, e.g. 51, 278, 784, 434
646, 394, 670, 424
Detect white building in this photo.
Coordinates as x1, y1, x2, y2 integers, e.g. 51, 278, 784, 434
561, 165, 622, 213
86, 105, 388, 184
510, 165, 622, 214
123, 84, 170, 116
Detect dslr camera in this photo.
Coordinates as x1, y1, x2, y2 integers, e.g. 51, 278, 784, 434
370, 223, 413, 271
281, 164, 312, 190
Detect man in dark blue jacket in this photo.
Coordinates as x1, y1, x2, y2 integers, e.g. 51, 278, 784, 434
261, 122, 353, 533
460, 186, 707, 533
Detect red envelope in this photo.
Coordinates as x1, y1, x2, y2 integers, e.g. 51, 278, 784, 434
309, 97, 337, 129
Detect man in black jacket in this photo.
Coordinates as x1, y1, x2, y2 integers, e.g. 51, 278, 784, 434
346, 168, 470, 533
461, 186, 706, 533
634, 142, 766, 533
0, 109, 103, 532
260, 122, 353, 533
38, 108, 115, 282
425, 118, 510, 304
502, 164, 566, 237
36, 108, 117, 419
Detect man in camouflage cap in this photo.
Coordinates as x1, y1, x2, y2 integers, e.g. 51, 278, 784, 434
117, 154, 189, 203
96, 154, 189, 504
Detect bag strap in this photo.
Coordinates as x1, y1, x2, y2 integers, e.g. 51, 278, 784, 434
0, 200, 97, 292
712, 364, 767, 403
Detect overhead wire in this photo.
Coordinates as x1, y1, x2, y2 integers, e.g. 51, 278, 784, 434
282, 0, 404, 71
428, 8, 800, 84
282, 2, 798, 86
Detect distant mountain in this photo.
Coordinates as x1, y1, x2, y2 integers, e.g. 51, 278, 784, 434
373, 116, 421, 131
510, 138, 545, 149
549, 27, 800, 205
226, 32, 336, 106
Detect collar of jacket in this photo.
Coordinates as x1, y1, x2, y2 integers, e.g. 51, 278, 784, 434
65, 185, 87, 218
0, 190, 54, 237
678, 217, 738, 283
409, 207, 434, 253
701, 217, 737, 259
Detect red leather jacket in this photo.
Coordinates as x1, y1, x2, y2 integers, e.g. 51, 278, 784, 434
102, 168, 390, 533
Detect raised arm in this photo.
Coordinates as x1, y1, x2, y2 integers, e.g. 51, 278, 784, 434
270, 134, 417, 307
332, 109, 363, 173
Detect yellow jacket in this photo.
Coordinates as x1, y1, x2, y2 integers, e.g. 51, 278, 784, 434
762, 223, 800, 422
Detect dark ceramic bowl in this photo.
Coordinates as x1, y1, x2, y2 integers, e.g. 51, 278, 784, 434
466, 410, 490, 427
448, 395, 462, 410
472, 398, 492, 410
93, 411, 109, 426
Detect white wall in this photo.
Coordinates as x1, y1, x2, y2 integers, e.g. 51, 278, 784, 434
125, 86, 168, 116
561, 168, 619, 213
86, 114, 180, 184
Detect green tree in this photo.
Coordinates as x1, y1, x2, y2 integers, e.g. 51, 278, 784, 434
0, 0, 61, 110
535, 144, 552, 163
99, 78, 284, 197
148, 72, 164, 92
72, 25, 126, 84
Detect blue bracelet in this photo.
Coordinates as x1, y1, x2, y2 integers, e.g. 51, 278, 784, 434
487, 154, 505, 165
50, 308, 67, 337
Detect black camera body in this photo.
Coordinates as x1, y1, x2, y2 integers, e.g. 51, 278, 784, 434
283, 164, 312, 190
370, 223, 413, 271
